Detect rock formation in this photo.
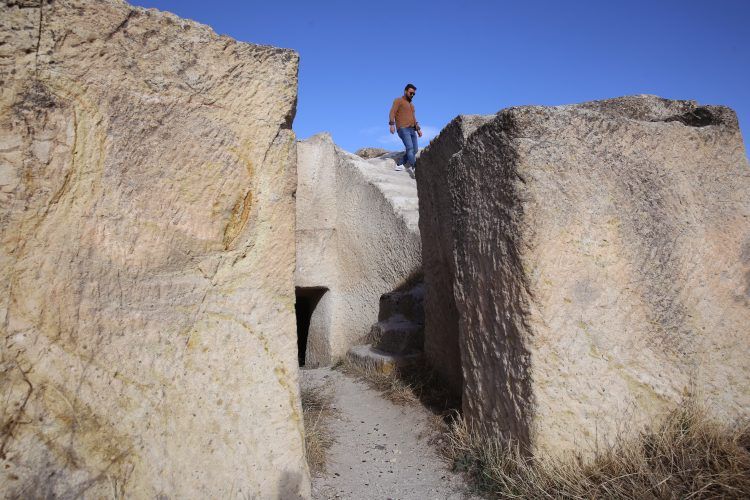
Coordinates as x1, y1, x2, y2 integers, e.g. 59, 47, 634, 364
347, 281, 425, 374
1, 0, 307, 497
416, 114, 494, 396
354, 147, 390, 159
296, 134, 421, 366
417, 95, 750, 457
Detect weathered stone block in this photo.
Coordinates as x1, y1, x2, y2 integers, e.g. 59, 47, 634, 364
419, 95, 750, 457
0, 0, 307, 497
416, 114, 494, 397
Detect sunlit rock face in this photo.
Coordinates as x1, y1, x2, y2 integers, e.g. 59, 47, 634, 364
0, 0, 308, 497
296, 133, 421, 366
417, 95, 750, 457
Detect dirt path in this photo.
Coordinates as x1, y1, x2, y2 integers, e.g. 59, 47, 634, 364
301, 367, 475, 500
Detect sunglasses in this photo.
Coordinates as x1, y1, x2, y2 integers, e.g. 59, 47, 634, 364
408, 91, 416, 96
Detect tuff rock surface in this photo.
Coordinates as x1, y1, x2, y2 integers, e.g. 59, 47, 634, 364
0, 0, 308, 497
296, 134, 421, 365
416, 114, 494, 396
417, 95, 750, 457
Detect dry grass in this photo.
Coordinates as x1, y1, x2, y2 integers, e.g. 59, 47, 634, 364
300, 383, 336, 476
337, 358, 459, 414
336, 358, 459, 450
443, 402, 750, 499
337, 358, 750, 497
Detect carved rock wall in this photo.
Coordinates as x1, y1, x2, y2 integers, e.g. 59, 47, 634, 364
0, 0, 308, 497
416, 114, 493, 397
296, 133, 421, 365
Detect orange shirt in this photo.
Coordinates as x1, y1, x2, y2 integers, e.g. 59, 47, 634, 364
389, 96, 419, 130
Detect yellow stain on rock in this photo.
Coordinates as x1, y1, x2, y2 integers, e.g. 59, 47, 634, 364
223, 189, 254, 249
222, 144, 257, 249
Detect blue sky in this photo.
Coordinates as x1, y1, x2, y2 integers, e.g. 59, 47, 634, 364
130, 0, 750, 154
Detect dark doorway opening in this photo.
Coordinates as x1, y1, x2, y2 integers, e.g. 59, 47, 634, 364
295, 287, 327, 366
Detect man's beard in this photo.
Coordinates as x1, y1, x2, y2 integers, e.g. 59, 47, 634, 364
406, 95, 412, 102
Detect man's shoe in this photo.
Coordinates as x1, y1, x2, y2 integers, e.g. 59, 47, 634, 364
406, 166, 415, 179
394, 164, 405, 172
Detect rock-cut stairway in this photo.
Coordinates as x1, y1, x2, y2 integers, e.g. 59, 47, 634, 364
340, 150, 426, 372
347, 281, 425, 372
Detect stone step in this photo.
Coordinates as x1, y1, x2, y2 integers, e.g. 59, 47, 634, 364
377, 282, 425, 323
346, 344, 422, 375
367, 317, 424, 355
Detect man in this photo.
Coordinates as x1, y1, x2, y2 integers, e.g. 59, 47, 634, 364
389, 83, 422, 178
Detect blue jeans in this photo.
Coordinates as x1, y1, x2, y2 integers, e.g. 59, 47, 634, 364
397, 127, 418, 167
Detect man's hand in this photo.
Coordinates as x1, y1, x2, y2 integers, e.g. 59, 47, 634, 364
390, 125, 395, 134
417, 129, 423, 138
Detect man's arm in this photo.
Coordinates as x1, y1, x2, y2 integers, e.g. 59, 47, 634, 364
389, 99, 399, 134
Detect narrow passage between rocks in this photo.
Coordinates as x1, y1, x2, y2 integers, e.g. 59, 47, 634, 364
301, 367, 475, 500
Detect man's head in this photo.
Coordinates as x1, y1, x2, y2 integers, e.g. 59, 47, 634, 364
404, 83, 416, 102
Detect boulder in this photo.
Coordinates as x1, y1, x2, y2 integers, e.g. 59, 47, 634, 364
0, 1, 307, 497
417, 95, 750, 457
296, 134, 421, 365
355, 147, 391, 159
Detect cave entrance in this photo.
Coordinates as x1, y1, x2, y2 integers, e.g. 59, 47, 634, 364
295, 287, 328, 366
